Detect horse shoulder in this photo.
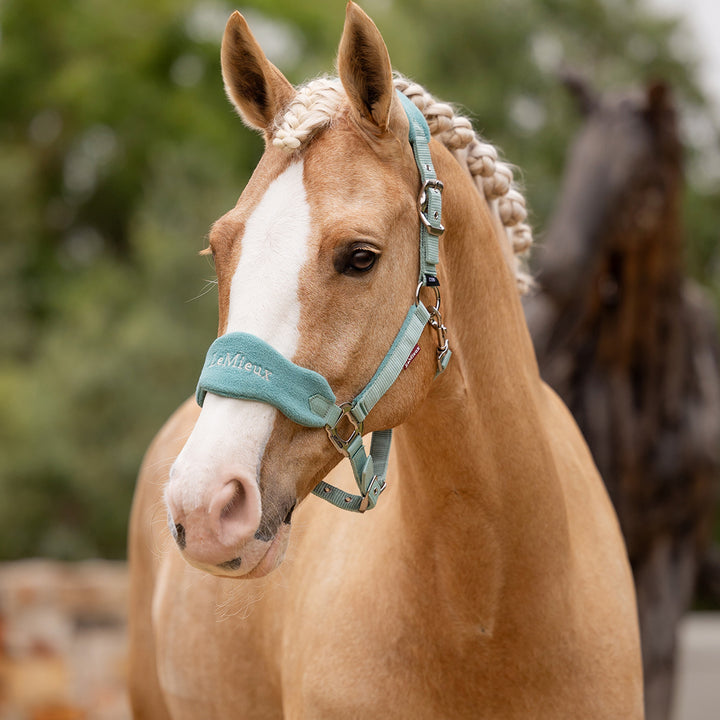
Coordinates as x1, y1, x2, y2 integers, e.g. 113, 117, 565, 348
128, 398, 199, 719
130, 397, 201, 577
538, 382, 643, 701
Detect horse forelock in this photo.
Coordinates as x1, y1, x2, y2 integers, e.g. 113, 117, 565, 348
272, 77, 346, 151
271, 74, 533, 293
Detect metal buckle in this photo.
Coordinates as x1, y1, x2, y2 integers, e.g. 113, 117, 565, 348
358, 475, 387, 513
325, 402, 363, 457
418, 179, 445, 237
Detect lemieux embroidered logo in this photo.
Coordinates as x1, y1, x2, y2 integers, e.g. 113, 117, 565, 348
208, 352, 273, 381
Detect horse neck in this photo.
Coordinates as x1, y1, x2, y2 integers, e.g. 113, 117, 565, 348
390, 144, 570, 617
543, 154, 685, 366
599, 180, 685, 365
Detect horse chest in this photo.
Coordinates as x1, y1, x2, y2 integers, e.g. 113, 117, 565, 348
153, 559, 284, 719
153, 534, 489, 718
275, 545, 498, 717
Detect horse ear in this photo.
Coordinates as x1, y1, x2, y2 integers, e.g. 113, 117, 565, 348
644, 81, 672, 123
559, 69, 597, 117
221, 11, 295, 133
337, 2, 394, 131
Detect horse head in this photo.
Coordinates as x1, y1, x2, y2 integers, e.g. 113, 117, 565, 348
539, 73, 682, 307
164, 3, 444, 578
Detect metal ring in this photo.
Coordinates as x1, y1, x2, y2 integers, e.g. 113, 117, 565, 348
415, 283, 441, 314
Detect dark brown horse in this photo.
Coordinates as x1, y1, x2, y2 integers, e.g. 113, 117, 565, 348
525, 77, 720, 720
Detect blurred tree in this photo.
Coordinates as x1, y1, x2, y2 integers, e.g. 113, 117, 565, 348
0, 0, 718, 559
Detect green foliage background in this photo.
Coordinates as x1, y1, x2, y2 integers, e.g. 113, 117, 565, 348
1, 0, 718, 559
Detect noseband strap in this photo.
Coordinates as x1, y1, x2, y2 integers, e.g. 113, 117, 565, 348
195, 91, 450, 513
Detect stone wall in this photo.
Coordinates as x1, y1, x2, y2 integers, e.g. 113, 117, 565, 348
0, 560, 129, 720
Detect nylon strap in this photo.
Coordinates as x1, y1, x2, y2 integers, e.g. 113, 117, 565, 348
306, 302, 431, 511
352, 302, 430, 422
312, 431, 391, 512
396, 91, 443, 286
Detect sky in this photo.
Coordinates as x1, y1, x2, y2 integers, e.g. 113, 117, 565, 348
645, 0, 720, 113
642, 0, 720, 185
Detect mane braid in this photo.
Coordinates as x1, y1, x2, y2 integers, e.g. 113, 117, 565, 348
272, 75, 533, 293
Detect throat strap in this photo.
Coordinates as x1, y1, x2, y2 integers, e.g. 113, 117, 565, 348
307, 302, 431, 511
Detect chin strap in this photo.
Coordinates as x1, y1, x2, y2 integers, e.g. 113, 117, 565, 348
309, 301, 433, 511
195, 90, 450, 513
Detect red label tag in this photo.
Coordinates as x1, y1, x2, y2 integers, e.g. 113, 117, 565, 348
403, 344, 421, 370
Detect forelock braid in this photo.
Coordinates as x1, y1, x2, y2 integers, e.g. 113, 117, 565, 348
273, 77, 345, 150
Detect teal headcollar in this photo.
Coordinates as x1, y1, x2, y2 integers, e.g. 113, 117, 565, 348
195, 90, 450, 513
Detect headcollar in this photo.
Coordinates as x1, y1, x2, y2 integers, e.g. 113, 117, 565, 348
195, 90, 450, 512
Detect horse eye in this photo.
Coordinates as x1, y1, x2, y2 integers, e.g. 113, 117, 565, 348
348, 249, 377, 273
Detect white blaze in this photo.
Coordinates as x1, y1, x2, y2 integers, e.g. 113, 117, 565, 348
169, 161, 311, 510
226, 161, 310, 348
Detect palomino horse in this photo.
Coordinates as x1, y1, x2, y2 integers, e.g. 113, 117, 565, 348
524, 76, 720, 720
128, 5, 643, 718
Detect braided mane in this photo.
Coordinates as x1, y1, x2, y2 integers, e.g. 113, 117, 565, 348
272, 75, 532, 293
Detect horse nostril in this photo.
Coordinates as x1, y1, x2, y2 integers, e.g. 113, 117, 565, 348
166, 474, 263, 567
219, 479, 247, 523
175, 523, 186, 550
283, 502, 296, 525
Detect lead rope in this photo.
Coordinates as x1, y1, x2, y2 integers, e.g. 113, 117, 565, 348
310, 90, 451, 512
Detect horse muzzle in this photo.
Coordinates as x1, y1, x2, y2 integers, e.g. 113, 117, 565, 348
165, 471, 291, 578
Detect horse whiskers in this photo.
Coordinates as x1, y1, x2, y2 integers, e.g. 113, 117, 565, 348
148, 499, 174, 563
216, 582, 268, 621
144, 458, 178, 478
186, 279, 218, 304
